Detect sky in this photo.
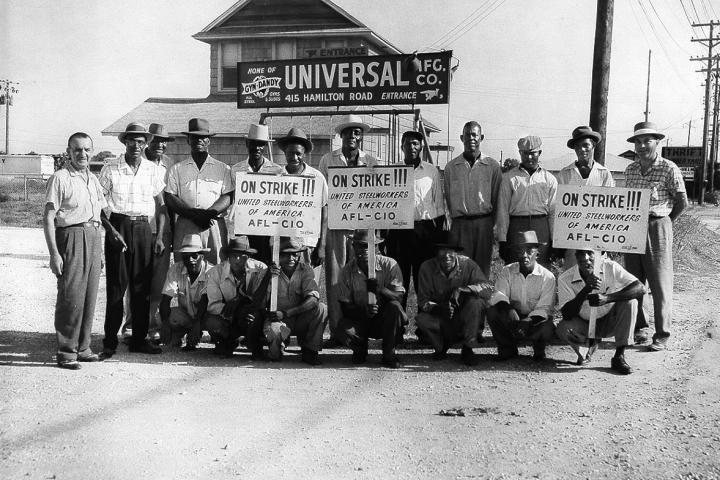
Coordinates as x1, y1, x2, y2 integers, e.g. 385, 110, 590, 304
0, 0, 717, 163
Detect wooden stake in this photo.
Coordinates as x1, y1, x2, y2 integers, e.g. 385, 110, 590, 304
587, 253, 603, 338
270, 236, 280, 312
367, 229, 376, 305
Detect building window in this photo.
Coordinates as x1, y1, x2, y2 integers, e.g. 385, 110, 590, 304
243, 39, 272, 62
297, 38, 322, 58
221, 42, 241, 90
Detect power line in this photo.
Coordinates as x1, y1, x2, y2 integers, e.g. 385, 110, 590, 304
443, 0, 507, 47
428, 0, 494, 49
644, 0, 691, 53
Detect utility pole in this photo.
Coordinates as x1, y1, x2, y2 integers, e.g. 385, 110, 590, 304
0, 80, 19, 155
685, 119, 693, 147
590, 0, 614, 166
644, 50, 651, 121
712, 62, 720, 193
691, 22, 720, 205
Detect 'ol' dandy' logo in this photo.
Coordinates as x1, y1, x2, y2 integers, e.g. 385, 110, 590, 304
241, 76, 282, 98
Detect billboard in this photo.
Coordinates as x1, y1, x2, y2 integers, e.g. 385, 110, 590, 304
661, 146, 702, 180
237, 51, 452, 108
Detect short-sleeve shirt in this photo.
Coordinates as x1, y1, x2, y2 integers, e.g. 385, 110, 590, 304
443, 153, 502, 218
276, 261, 320, 312
283, 163, 328, 248
317, 148, 379, 180
413, 161, 446, 221
417, 255, 486, 309
45, 164, 107, 227
98, 157, 165, 216
337, 254, 405, 308
165, 156, 233, 209
489, 262, 556, 318
205, 258, 268, 315
557, 258, 638, 320
624, 156, 686, 217
556, 161, 615, 187
162, 260, 210, 317
496, 166, 558, 242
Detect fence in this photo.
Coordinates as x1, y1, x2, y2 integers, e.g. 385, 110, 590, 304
0, 174, 47, 202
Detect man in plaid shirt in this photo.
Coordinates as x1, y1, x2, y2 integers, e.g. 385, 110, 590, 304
623, 122, 688, 352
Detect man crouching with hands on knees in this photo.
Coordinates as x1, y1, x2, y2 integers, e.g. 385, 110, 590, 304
337, 230, 407, 369
556, 249, 645, 374
264, 237, 328, 365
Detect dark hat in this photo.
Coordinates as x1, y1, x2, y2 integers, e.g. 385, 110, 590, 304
433, 242, 464, 252
118, 122, 154, 144
182, 118, 215, 137
276, 128, 313, 153
347, 229, 384, 245
277, 237, 307, 253
401, 130, 425, 143
176, 233, 210, 253
627, 121, 665, 143
513, 230, 545, 247
567, 126, 601, 149
148, 123, 175, 142
222, 236, 257, 255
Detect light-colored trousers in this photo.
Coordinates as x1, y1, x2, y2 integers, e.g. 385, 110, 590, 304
556, 299, 638, 355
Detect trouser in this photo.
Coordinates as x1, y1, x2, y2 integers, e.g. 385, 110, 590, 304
486, 305, 555, 352
449, 215, 494, 278
386, 217, 444, 311
624, 216, 673, 340
339, 300, 406, 357
173, 216, 226, 266
103, 215, 153, 351
556, 299, 637, 355
54, 223, 102, 362
204, 305, 264, 351
325, 229, 353, 338
415, 295, 484, 352
167, 307, 201, 330
504, 215, 551, 266
264, 302, 328, 360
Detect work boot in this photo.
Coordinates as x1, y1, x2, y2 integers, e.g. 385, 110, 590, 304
301, 348, 322, 366
611, 355, 632, 375
532, 341, 546, 362
460, 346, 479, 366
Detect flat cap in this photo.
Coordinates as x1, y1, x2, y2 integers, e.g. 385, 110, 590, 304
517, 135, 542, 152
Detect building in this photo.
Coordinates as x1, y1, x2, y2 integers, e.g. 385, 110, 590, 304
102, 0, 439, 167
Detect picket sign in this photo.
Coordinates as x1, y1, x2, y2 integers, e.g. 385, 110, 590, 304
367, 229, 376, 305
270, 235, 280, 312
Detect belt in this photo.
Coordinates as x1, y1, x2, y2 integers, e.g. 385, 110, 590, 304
415, 216, 445, 224
113, 213, 149, 222
58, 220, 101, 229
510, 214, 547, 219
649, 215, 667, 220
456, 213, 492, 220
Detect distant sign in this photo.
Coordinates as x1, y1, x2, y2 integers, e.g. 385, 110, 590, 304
553, 185, 650, 254
679, 166, 695, 180
303, 46, 368, 58
661, 146, 702, 169
237, 51, 452, 108
327, 166, 414, 230
233, 172, 323, 238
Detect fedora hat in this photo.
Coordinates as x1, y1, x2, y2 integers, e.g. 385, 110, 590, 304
517, 135, 542, 152
245, 123, 274, 143
627, 121, 665, 143
334, 114, 370, 135
567, 126, 601, 149
276, 128, 313, 153
182, 118, 215, 137
277, 237, 307, 254
176, 233, 210, 253
222, 236, 258, 255
513, 230, 545, 247
118, 122, 154, 144
148, 123, 175, 142
347, 229, 384, 245
433, 242, 463, 252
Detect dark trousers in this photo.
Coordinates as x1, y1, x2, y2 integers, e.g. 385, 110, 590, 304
486, 305, 555, 353
339, 300, 406, 357
386, 217, 444, 310
103, 215, 153, 351
205, 305, 265, 351
55, 224, 102, 362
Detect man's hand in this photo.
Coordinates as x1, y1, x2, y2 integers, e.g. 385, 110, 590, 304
366, 303, 379, 317
269, 263, 282, 277
221, 298, 240, 319
449, 287, 462, 307
49, 252, 63, 277
266, 310, 285, 322
583, 274, 602, 291
587, 293, 608, 307
154, 235, 165, 255
244, 312, 256, 324
310, 246, 325, 267
109, 230, 127, 252
366, 278, 378, 294
477, 282, 495, 301
507, 308, 520, 324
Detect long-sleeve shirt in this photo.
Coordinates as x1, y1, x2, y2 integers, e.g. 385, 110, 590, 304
443, 153, 502, 218
489, 262, 556, 319
205, 258, 268, 315
496, 166, 558, 242
412, 160, 447, 221
337, 254, 404, 308
417, 255, 487, 310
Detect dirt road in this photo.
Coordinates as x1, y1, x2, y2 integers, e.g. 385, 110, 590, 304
1, 220, 719, 480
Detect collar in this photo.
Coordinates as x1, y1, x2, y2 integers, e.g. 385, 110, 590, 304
119, 156, 145, 172
510, 262, 544, 277
569, 262, 606, 284
349, 256, 384, 274
431, 256, 462, 277
334, 148, 368, 159
65, 162, 88, 177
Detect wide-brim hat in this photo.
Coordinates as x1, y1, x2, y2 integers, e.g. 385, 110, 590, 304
567, 125, 601, 149
176, 233, 210, 253
244, 123, 274, 143
277, 236, 307, 253
148, 123, 175, 142
513, 230, 546, 247
276, 127, 313, 153
222, 236, 258, 255
118, 122, 154, 144
182, 118, 216, 137
347, 229, 384, 245
627, 121, 665, 143
334, 114, 370, 135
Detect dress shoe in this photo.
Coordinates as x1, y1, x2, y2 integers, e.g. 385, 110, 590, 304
57, 360, 81, 370
381, 355, 402, 369
496, 346, 519, 361
301, 348, 322, 366
460, 346, 479, 366
78, 353, 101, 362
634, 328, 650, 345
98, 348, 115, 360
532, 342, 546, 362
129, 340, 162, 354
646, 337, 668, 352
351, 349, 367, 364
432, 350, 448, 361
611, 355, 632, 374
322, 337, 343, 349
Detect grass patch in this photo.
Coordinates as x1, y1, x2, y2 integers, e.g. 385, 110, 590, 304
0, 200, 45, 227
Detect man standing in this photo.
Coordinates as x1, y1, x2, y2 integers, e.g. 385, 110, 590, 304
337, 230, 406, 368
385, 130, 446, 310
556, 249, 645, 374
556, 126, 614, 269
623, 121, 687, 351
165, 118, 233, 265
318, 114, 379, 345
229, 123, 283, 264
443, 121, 502, 277
264, 237, 327, 365
99, 123, 166, 357
159, 234, 211, 350
415, 242, 492, 366
43, 132, 106, 369
276, 127, 327, 272
486, 231, 556, 361
496, 136, 558, 266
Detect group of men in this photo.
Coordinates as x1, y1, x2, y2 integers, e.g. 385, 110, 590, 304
44, 114, 686, 375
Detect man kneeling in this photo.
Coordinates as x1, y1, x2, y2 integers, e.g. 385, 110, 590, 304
556, 249, 645, 374
264, 237, 328, 365
415, 242, 492, 366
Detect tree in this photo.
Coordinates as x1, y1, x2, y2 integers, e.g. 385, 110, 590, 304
502, 157, 519, 172
91, 150, 114, 163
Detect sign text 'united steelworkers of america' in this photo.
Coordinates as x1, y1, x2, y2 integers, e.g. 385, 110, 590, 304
233, 172, 323, 238
553, 185, 650, 254
327, 165, 414, 230
237, 51, 452, 108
